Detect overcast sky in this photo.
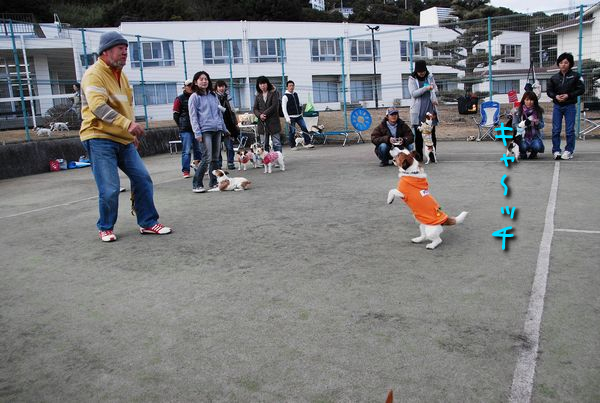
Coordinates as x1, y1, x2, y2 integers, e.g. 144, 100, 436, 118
489, 0, 585, 13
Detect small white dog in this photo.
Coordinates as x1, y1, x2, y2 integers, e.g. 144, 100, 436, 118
210, 169, 252, 191
50, 122, 69, 131
235, 148, 257, 170
34, 127, 52, 137
255, 146, 285, 174
418, 112, 437, 164
506, 137, 520, 162
387, 148, 468, 249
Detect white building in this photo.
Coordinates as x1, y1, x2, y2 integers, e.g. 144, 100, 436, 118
1, 16, 538, 125
419, 7, 459, 27
310, 0, 325, 12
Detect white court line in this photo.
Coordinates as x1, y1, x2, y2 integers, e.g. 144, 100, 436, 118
509, 161, 560, 403
0, 177, 183, 220
555, 228, 600, 234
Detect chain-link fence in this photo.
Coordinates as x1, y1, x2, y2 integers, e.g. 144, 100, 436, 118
1, 5, 598, 142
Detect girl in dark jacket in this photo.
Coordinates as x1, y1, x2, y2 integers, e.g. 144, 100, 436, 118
253, 76, 282, 152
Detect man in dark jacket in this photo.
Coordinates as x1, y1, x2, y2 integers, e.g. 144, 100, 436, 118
371, 107, 414, 166
173, 79, 202, 178
215, 80, 240, 170
546, 52, 585, 160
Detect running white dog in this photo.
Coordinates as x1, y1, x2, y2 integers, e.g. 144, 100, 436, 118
210, 169, 252, 191
387, 148, 468, 249
50, 122, 69, 131
34, 127, 52, 137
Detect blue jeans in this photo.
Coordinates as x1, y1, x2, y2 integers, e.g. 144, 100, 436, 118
375, 143, 393, 162
551, 103, 576, 154
287, 116, 312, 148
193, 131, 222, 189
180, 131, 202, 173
522, 137, 544, 155
217, 135, 235, 167
82, 139, 159, 231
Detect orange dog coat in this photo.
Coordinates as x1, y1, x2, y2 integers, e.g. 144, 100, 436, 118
397, 176, 448, 225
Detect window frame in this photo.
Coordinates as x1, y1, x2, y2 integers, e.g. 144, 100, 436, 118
202, 40, 243, 65
248, 39, 286, 63
350, 39, 380, 62
311, 39, 341, 62
129, 40, 174, 68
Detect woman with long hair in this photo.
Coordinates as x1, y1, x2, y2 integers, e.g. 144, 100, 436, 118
253, 76, 282, 152
511, 91, 545, 159
408, 59, 438, 162
188, 71, 227, 193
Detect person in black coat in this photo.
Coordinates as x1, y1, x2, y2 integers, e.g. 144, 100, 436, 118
546, 52, 585, 160
370, 107, 414, 166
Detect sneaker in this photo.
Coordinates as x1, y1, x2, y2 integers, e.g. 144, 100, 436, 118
192, 187, 206, 193
119, 187, 126, 193
304, 144, 315, 149
290, 147, 299, 151
379, 161, 390, 167
183, 171, 190, 178
561, 150, 573, 160
529, 152, 538, 159
99, 230, 117, 242
227, 163, 236, 170
140, 223, 172, 235
553, 151, 562, 160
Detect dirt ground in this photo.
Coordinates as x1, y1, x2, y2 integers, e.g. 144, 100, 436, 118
1, 102, 597, 144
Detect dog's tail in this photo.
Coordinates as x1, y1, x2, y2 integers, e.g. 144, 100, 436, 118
443, 211, 468, 225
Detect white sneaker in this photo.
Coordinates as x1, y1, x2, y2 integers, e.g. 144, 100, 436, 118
553, 151, 562, 160
304, 144, 315, 149
99, 230, 117, 242
561, 150, 573, 160
192, 187, 206, 193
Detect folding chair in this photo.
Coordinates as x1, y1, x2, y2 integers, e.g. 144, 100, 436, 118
473, 101, 500, 141
580, 101, 600, 139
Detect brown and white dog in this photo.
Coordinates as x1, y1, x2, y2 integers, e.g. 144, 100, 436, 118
235, 148, 257, 170
255, 146, 285, 174
387, 148, 467, 249
417, 112, 437, 164
210, 169, 252, 191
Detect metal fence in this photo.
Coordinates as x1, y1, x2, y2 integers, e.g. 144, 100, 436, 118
1, 4, 598, 141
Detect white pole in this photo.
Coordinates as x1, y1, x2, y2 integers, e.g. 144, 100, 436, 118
20, 34, 37, 127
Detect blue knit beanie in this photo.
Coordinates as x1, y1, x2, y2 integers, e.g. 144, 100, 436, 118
98, 31, 128, 54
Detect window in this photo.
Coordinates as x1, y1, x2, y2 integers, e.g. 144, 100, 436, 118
500, 44, 521, 63
350, 76, 380, 103
312, 79, 339, 103
350, 40, 380, 62
402, 79, 410, 99
129, 41, 174, 68
434, 74, 459, 92
133, 83, 177, 105
400, 40, 426, 61
311, 39, 341, 62
80, 53, 98, 67
428, 42, 452, 59
492, 79, 520, 94
248, 39, 285, 63
203, 40, 243, 64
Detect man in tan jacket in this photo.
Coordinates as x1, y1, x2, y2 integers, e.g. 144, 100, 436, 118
80, 31, 172, 242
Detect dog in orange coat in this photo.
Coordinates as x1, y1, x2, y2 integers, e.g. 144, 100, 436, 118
387, 148, 467, 249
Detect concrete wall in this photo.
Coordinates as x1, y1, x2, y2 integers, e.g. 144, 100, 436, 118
0, 127, 179, 180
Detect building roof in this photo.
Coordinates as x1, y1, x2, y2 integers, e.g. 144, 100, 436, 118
536, 2, 599, 34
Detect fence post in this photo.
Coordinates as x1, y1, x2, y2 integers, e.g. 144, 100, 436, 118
487, 16, 493, 101
9, 20, 30, 141
408, 27, 413, 73
576, 4, 584, 139
136, 35, 149, 129
228, 39, 235, 106
280, 37, 286, 96
340, 37, 348, 131
80, 28, 88, 70
20, 35, 37, 128
181, 40, 188, 80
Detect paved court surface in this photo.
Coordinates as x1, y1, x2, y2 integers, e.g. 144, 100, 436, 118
1, 139, 599, 402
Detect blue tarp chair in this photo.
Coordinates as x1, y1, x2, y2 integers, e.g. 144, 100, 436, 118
474, 101, 500, 141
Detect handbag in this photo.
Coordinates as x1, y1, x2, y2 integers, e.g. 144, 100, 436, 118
525, 61, 542, 98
